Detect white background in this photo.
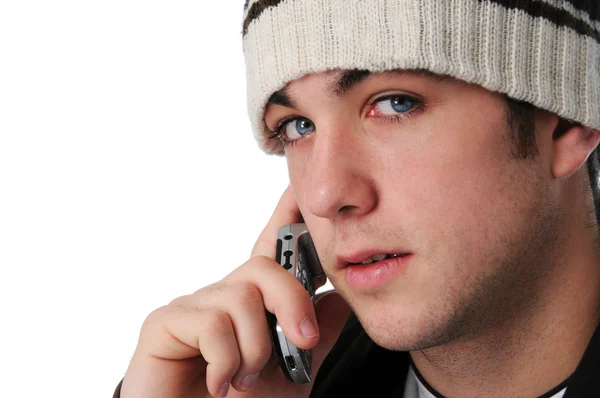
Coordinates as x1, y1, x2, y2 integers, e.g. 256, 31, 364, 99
0, 1, 327, 396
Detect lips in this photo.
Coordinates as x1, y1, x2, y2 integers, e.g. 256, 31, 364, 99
336, 250, 411, 269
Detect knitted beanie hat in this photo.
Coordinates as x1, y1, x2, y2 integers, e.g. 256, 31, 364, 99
242, 0, 600, 155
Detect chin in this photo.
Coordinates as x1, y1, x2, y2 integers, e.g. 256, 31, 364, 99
353, 303, 453, 352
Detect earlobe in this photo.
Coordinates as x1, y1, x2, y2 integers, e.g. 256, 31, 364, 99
552, 123, 600, 179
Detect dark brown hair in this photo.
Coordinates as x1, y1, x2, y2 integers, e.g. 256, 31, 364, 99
504, 97, 600, 224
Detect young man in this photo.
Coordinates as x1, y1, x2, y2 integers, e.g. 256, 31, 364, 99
116, 0, 600, 397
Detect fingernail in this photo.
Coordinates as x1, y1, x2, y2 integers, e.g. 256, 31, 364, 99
300, 317, 319, 338
217, 382, 230, 398
241, 373, 260, 390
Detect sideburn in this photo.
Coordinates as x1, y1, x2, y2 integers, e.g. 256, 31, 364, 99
504, 96, 537, 159
504, 96, 600, 227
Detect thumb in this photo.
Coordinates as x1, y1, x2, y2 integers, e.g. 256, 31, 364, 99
311, 291, 352, 374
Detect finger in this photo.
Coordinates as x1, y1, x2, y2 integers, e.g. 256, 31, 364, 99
251, 185, 302, 258
195, 310, 241, 398
218, 283, 273, 391
229, 256, 319, 351
141, 304, 241, 398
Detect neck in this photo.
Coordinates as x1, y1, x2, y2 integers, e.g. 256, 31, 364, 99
410, 188, 600, 398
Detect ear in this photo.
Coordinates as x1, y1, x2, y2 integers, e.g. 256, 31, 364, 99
551, 122, 600, 179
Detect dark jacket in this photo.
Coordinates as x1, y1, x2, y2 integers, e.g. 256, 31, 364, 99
114, 313, 600, 397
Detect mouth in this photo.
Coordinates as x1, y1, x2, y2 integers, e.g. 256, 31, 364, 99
338, 251, 411, 269
342, 252, 413, 289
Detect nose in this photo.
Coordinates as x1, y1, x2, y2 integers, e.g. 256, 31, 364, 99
303, 125, 378, 220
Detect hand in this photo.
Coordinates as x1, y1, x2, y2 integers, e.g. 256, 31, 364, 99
120, 186, 351, 398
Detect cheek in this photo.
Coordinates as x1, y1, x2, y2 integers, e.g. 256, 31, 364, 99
380, 114, 540, 267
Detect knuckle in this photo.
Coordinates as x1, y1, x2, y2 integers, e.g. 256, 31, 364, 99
233, 282, 263, 307
243, 338, 273, 367
274, 289, 314, 320
168, 294, 191, 307
211, 348, 241, 368
244, 255, 272, 273
138, 305, 172, 342
230, 256, 278, 283
252, 254, 273, 267
202, 309, 234, 338
143, 305, 169, 327
291, 284, 312, 302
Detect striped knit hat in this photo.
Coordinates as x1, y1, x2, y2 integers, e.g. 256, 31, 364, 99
242, 0, 600, 155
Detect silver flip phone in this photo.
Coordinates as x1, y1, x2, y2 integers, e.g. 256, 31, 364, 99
268, 223, 326, 384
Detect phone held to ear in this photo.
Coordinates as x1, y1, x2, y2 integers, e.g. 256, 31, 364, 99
267, 223, 327, 384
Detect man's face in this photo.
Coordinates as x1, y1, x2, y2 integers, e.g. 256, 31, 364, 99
264, 70, 560, 351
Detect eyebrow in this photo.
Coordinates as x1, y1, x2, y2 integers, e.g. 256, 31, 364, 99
266, 69, 451, 108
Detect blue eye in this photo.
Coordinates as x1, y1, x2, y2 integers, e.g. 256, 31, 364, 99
281, 117, 315, 141
375, 96, 416, 115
